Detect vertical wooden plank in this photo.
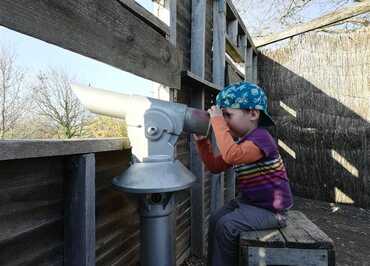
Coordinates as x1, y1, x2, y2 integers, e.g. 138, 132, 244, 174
189, 88, 206, 257
210, 133, 225, 211
213, 0, 226, 87
224, 168, 235, 202
253, 52, 258, 83
225, 19, 238, 201
170, 0, 177, 45
245, 44, 253, 82
64, 153, 96, 266
210, 163, 225, 211
227, 19, 238, 44
190, 0, 207, 258
191, 0, 207, 78
169, 1, 181, 262
238, 32, 246, 59
212, 0, 226, 211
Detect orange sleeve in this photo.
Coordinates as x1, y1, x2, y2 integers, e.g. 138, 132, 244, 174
210, 116, 264, 165
196, 138, 231, 173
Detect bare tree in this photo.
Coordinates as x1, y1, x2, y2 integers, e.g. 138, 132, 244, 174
32, 68, 91, 139
232, 0, 369, 37
0, 45, 28, 139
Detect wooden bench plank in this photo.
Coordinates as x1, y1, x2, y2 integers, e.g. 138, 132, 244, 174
240, 229, 286, 248
247, 247, 329, 266
280, 211, 334, 249
239, 211, 335, 266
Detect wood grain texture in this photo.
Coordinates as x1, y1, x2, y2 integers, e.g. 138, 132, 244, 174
245, 47, 254, 82
118, 0, 169, 36
65, 154, 96, 266
0, 157, 64, 266
0, 0, 180, 88
239, 211, 335, 266
0, 138, 130, 161
191, 0, 207, 77
176, 0, 192, 70
205, 0, 214, 82
280, 211, 334, 249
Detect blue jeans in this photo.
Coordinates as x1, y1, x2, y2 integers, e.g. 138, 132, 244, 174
207, 199, 287, 266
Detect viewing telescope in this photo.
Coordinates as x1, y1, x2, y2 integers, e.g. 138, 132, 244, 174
72, 84, 210, 266
72, 84, 210, 163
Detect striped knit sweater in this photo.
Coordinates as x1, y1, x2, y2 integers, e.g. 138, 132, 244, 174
196, 117, 293, 212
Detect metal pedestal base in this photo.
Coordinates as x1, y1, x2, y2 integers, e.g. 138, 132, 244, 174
140, 193, 175, 266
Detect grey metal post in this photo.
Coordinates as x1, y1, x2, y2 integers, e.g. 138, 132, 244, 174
140, 193, 176, 266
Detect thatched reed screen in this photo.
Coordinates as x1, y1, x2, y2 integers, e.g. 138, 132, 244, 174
258, 28, 370, 208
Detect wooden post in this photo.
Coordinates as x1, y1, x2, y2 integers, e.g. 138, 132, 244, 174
213, 0, 226, 87
189, 89, 206, 257
253, 52, 258, 83
189, 0, 207, 257
191, 0, 207, 78
169, 0, 177, 45
64, 153, 96, 266
245, 44, 253, 82
224, 168, 235, 202
212, 0, 226, 212
227, 19, 238, 45
238, 33, 246, 60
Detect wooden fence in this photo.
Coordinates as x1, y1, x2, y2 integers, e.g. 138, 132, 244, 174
0, 0, 258, 265
258, 27, 370, 209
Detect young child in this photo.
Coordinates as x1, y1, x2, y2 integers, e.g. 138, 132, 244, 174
193, 81, 293, 266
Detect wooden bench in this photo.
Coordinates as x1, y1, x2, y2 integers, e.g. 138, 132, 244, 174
239, 211, 335, 266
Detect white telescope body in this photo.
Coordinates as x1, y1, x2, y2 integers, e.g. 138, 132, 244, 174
72, 84, 210, 162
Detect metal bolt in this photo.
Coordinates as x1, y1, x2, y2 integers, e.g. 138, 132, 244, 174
151, 193, 162, 203
147, 126, 158, 136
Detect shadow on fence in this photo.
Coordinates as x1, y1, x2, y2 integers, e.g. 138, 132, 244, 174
259, 53, 369, 208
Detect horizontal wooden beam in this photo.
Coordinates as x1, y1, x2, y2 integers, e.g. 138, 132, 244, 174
254, 1, 370, 47
0, 138, 130, 161
181, 70, 220, 91
118, 0, 170, 36
0, 0, 181, 88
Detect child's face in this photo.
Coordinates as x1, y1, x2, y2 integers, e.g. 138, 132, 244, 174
222, 108, 259, 137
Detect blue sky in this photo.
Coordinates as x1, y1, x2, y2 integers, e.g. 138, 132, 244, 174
0, 0, 157, 97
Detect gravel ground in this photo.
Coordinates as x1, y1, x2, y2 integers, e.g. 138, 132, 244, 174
181, 196, 370, 266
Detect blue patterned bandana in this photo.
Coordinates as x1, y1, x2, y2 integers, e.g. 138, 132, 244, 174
216, 81, 274, 127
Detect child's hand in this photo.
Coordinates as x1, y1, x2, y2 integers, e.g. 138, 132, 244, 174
192, 134, 207, 141
208, 105, 223, 118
